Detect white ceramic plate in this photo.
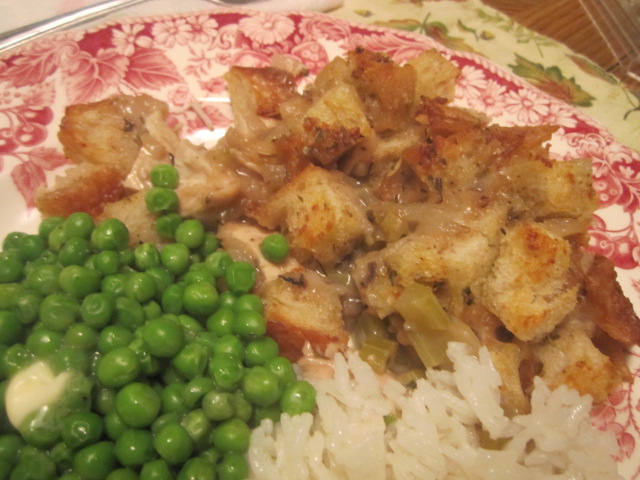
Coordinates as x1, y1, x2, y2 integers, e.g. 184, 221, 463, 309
1, 8, 639, 478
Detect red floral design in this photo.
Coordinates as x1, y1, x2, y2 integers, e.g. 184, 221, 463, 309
1, 11, 640, 475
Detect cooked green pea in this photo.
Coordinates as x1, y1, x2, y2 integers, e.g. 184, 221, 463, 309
2, 232, 26, 251
146, 187, 179, 214
209, 354, 244, 391
0, 251, 22, 283
212, 335, 244, 360
0, 433, 24, 463
11, 289, 42, 324
64, 212, 95, 240
233, 310, 266, 340
180, 268, 215, 287
20, 408, 61, 448
26, 328, 62, 357
91, 219, 130, 251
181, 376, 214, 409
142, 316, 185, 358
63, 323, 98, 350
182, 282, 218, 318
73, 441, 116, 480
25, 264, 61, 296
98, 325, 135, 354
218, 291, 235, 309
115, 382, 161, 428
233, 293, 263, 313
204, 251, 232, 278
59, 237, 93, 266
134, 243, 161, 271
161, 382, 188, 415
10, 447, 56, 480
17, 234, 46, 262
114, 428, 156, 467
2, 344, 33, 376
59, 265, 101, 298
155, 212, 183, 240
102, 273, 128, 298
206, 308, 234, 337
217, 452, 249, 480
124, 272, 156, 303
150, 164, 180, 189
264, 356, 296, 388
62, 412, 104, 450
212, 418, 250, 454
113, 296, 146, 331
177, 314, 203, 339
97, 346, 141, 388
81, 292, 115, 329
50, 346, 90, 374
94, 388, 117, 415
160, 243, 190, 276
0, 310, 22, 345
244, 336, 279, 367
40, 293, 78, 331
93, 250, 120, 276
140, 458, 174, 480
260, 233, 289, 263
202, 391, 234, 422
144, 300, 163, 321
175, 220, 205, 250
172, 343, 209, 380
181, 409, 213, 451
199, 233, 220, 257
224, 261, 256, 295
106, 468, 138, 480
104, 411, 127, 441
280, 380, 316, 415
39, 216, 64, 241
242, 366, 281, 407
48, 225, 68, 252
153, 422, 193, 465
128, 337, 160, 377
49, 441, 74, 472
161, 283, 184, 315
145, 267, 174, 300
178, 456, 216, 480
253, 403, 282, 426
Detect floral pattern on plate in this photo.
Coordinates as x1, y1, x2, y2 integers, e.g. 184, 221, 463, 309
0, 8, 639, 478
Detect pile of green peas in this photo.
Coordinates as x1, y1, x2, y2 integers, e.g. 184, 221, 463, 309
0, 164, 316, 480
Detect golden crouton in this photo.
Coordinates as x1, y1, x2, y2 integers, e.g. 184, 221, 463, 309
507, 157, 598, 225
536, 323, 624, 403
353, 230, 495, 319
58, 94, 168, 171
35, 163, 125, 218
480, 221, 579, 341
249, 165, 371, 266
225, 66, 299, 119
347, 48, 417, 132
406, 49, 459, 102
261, 270, 348, 361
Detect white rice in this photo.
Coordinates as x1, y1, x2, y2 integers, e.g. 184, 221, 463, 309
247, 342, 621, 480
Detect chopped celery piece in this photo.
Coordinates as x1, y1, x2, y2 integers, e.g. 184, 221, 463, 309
394, 368, 424, 387
358, 312, 388, 339
359, 337, 398, 374
406, 319, 481, 369
395, 283, 449, 331
406, 329, 448, 368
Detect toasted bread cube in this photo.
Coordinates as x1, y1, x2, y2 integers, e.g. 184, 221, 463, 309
304, 84, 372, 138
35, 163, 125, 218
536, 324, 624, 403
480, 221, 579, 341
353, 231, 495, 318
250, 165, 371, 266
347, 48, 417, 132
407, 49, 459, 102
261, 270, 348, 361
508, 157, 598, 223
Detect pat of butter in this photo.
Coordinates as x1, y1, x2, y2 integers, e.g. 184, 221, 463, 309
5, 361, 71, 429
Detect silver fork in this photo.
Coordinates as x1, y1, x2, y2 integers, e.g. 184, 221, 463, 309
0, 0, 260, 56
